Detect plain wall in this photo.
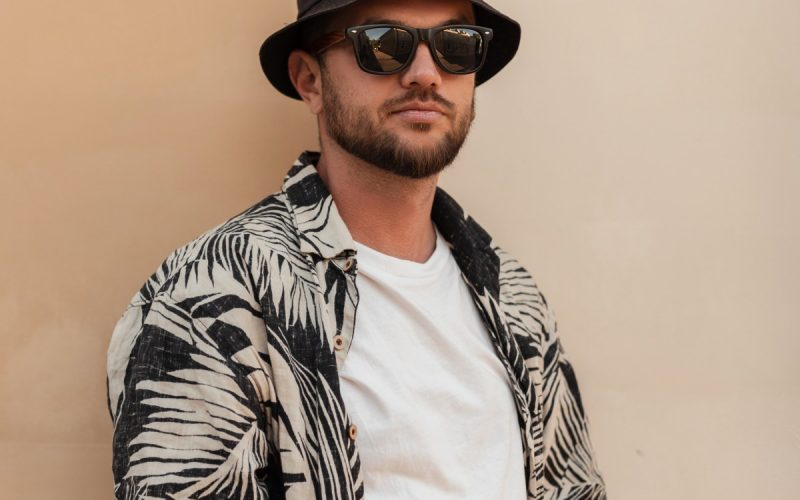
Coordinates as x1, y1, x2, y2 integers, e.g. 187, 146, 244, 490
1, 0, 798, 498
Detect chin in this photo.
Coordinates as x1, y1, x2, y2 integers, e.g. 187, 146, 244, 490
395, 132, 447, 152
394, 121, 450, 137
403, 122, 435, 133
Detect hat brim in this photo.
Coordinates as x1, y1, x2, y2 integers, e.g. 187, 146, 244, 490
259, 0, 521, 99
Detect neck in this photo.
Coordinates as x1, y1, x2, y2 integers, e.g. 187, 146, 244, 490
315, 140, 439, 263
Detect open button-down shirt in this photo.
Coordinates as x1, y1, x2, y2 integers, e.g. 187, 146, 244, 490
107, 151, 606, 500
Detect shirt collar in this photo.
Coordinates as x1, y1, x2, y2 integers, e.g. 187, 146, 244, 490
282, 151, 355, 259
282, 151, 501, 298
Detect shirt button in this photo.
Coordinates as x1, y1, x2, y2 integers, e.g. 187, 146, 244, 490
333, 335, 345, 351
342, 257, 355, 272
348, 424, 358, 441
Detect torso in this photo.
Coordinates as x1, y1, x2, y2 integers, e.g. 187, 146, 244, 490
339, 228, 527, 499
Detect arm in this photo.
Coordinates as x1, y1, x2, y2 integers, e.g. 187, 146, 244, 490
108, 259, 274, 499
495, 249, 605, 499
540, 308, 606, 500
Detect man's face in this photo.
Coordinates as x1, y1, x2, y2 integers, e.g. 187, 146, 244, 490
317, 0, 477, 179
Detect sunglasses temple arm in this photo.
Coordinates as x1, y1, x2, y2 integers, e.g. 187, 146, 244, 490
308, 33, 348, 55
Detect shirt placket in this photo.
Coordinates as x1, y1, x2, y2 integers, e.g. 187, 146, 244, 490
329, 253, 359, 368
312, 252, 362, 499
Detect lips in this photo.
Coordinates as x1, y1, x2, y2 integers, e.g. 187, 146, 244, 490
391, 102, 446, 115
389, 101, 447, 124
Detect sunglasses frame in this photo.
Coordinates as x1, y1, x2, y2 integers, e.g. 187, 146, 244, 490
339, 24, 494, 76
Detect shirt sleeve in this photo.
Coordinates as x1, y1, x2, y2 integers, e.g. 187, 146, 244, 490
540, 306, 607, 500
108, 259, 274, 499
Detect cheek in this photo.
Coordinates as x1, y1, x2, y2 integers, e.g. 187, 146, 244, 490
450, 78, 476, 115
323, 51, 358, 90
441, 71, 475, 95
324, 54, 370, 97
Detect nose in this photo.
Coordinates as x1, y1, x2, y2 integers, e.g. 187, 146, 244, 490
399, 41, 443, 89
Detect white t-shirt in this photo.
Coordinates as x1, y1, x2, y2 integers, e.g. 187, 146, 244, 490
339, 228, 526, 500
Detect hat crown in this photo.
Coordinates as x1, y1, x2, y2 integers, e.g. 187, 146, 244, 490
297, 0, 321, 19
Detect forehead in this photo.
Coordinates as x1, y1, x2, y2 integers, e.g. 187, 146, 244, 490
330, 0, 475, 28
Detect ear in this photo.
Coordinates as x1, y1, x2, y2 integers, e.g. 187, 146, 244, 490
288, 49, 324, 115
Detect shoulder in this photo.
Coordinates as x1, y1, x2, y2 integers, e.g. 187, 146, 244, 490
131, 190, 305, 308
108, 190, 302, 414
493, 245, 558, 349
431, 185, 558, 341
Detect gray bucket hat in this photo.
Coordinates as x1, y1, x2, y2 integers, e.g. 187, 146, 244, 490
259, 0, 522, 99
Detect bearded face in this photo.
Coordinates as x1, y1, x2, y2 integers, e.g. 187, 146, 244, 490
319, 61, 476, 179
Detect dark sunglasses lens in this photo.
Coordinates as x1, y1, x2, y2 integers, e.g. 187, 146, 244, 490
356, 27, 415, 73
433, 27, 485, 73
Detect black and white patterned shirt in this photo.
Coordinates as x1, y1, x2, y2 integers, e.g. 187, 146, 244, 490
107, 151, 606, 499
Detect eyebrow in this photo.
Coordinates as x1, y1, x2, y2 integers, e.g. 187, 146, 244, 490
359, 17, 473, 27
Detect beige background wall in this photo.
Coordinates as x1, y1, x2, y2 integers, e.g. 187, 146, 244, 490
1, 0, 797, 498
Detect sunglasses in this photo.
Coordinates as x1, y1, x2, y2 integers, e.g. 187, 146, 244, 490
311, 24, 494, 75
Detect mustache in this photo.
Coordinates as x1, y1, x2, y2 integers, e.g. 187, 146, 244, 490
382, 88, 455, 113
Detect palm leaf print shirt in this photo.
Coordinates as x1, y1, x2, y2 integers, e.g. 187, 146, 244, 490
107, 151, 606, 500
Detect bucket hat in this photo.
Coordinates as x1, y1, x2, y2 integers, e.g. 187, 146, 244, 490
259, 0, 521, 99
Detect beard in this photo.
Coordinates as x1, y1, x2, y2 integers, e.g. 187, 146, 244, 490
320, 68, 476, 179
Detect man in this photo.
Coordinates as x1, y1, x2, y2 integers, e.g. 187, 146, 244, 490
107, 0, 605, 498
